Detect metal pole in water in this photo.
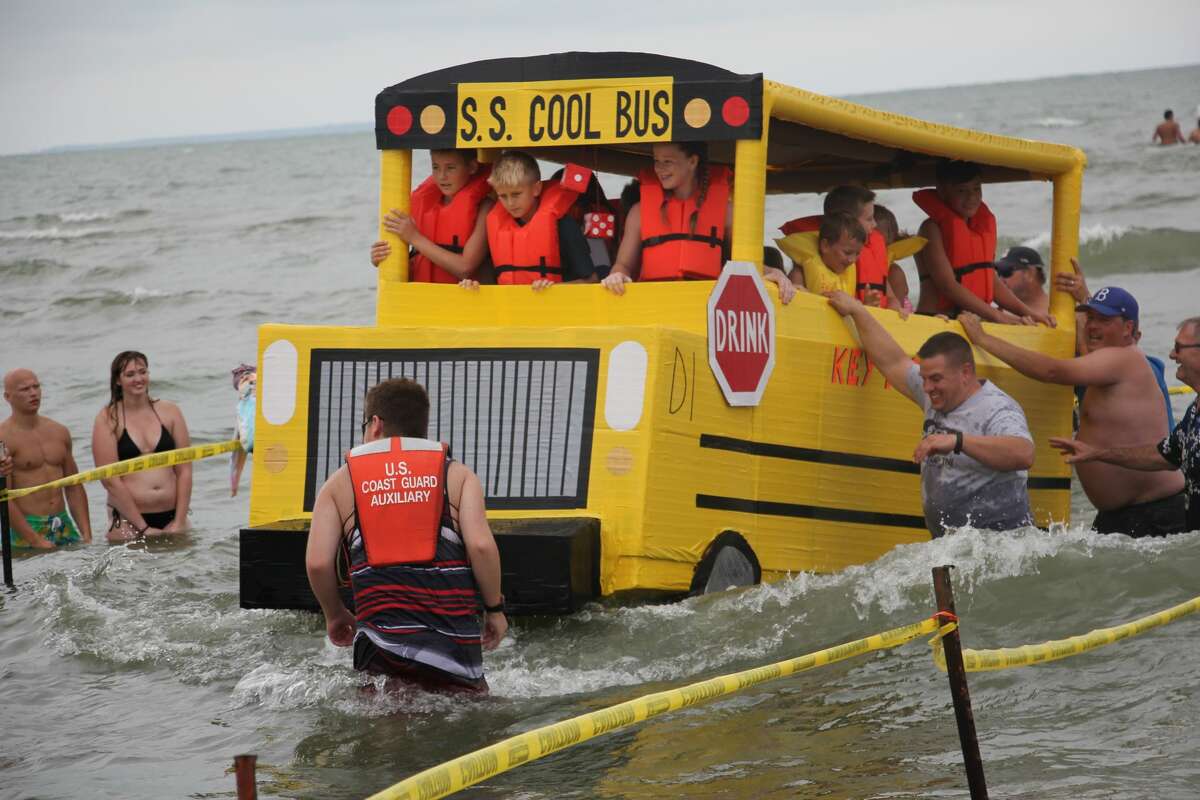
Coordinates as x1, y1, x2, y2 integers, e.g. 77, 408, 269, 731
1, 475, 14, 588
234, 754, 258, 800
931, 565, 988, 799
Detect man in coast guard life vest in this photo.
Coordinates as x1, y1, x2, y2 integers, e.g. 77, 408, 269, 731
306, 378, 507, 693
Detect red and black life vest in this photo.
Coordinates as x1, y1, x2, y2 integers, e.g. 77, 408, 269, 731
486, 177, 584, 285
779, 214, 891, 307
638, 165, 731, 281
408, 166, 492, 284
912, 188, 997, 311
346, 436, 447, 566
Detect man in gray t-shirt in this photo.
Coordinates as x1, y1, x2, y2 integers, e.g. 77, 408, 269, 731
827, 291, 1035, 538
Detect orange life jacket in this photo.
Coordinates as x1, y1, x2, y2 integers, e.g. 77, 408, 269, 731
346, 437, 447, 567
409, 166, 492, 284
639, 165, 731, 281
912, 188, 997, 311
487, 179, 583, 285
779, 215, 891, 307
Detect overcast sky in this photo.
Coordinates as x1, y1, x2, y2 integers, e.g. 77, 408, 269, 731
2, 0, 1198, 155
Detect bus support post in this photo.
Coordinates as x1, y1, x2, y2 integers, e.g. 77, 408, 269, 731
932, 565, 988, 800
234, 754, 257, 800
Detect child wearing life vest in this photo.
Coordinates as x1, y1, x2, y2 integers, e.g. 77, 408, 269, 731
873, 204, 924, 317
772, 213, 867, 297
601, 142, 733, 295
369, 149, 493, 283
461, 151, 596, 291
912, 160, 1053, 325
778, 185, 894, 308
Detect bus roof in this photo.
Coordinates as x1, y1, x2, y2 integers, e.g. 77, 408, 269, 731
376, 51, 1085, 193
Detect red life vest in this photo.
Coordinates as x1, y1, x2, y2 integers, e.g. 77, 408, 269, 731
779, 215, 891, 308
346, 437, 447, 567
639, 165, 731, 281
487, 179, 583, 285
912, 188, 997, 311
408, 166, 492, 284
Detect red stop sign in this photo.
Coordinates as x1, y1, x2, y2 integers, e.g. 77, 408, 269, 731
707, 262, 776, 406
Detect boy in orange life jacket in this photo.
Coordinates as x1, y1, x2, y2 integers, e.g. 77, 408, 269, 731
779, 185, 891, 308
369, 149, 493, 283
912, 160, 1053, 326
306, 378, 506, 693
460, 151, 596, 291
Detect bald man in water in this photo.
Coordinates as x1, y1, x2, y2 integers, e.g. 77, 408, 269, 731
0, 369, 92, 549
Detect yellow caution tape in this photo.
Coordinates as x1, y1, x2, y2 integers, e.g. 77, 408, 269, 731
1168, 385, 1195, 396
365, 616, 940, 800
0, 439, 241, 502
932, 594, 1200, 673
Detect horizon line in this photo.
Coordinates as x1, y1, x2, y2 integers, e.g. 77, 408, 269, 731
5, 59, 1197, 159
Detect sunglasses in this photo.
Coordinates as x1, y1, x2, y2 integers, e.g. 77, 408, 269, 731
1172, 341, 1200, 352
360, 414, 379, 436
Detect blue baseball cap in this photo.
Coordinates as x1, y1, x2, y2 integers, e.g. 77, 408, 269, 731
1076, 286, 1138, 325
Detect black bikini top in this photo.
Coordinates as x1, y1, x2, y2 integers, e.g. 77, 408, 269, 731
116, 403, 176, 461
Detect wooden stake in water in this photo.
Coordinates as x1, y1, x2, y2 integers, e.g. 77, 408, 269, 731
932, 565, 988, 799
234, 754, 257, 800
1, 440, 14, 588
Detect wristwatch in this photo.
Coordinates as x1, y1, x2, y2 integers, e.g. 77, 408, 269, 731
483, 595, 505, 614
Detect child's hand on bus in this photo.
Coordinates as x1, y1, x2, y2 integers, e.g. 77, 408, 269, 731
370, 240, 390, 267
762, 267, 796, 305
530, 279, 554, 291
382, 210, 419, 243
601, 270, 632, 295
862, 288, 884, 308
458, 279, 481, 291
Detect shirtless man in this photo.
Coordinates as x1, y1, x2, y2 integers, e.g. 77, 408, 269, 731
0, 369, 92, 550
1152, 110, 1184, 145
959, 287, 1187, 537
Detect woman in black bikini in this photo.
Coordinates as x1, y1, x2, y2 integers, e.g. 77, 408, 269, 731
91, 351, 192, 542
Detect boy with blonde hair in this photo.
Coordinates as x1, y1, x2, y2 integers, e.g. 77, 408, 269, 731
464, 151, 596, 290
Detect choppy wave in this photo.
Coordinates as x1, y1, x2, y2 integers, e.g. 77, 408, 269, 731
7, 208, 150, 225
1033, 116, 1084, 128
48, 286, 199, 308
1018, 224, 1200, 275
0, 257, 74, 278
239, 214, 342, 234
0, 226, 113, 241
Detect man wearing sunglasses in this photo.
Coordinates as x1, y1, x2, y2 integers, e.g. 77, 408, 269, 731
1050, 317, 1200, 534
961, 292, 1188, 537
306, 378, 507, 693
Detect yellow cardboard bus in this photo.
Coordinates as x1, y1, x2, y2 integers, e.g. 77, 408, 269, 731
239, 52, 1082, 614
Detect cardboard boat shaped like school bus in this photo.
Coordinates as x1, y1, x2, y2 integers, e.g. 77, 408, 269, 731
239, 52, 1087, 615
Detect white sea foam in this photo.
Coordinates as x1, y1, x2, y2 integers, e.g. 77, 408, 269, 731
0, 226, 111, 240
59, 211, 115, 223
1022, 222, 1130, 251
1033, 117, 1084, 128
129, 286, 169, 302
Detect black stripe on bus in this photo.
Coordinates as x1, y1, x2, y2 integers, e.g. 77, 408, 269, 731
701, 433, 1072, 490
696, 494, 929, 530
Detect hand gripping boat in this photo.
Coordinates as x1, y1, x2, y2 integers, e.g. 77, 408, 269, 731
239, 52, 1085, 614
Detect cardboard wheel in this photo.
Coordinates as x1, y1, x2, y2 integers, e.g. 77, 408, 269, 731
689, 532, 761, 596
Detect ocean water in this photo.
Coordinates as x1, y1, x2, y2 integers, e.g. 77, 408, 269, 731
1, 63, 1198, 799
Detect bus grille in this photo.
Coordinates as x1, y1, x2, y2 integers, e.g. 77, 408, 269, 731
303, 348, 599, 511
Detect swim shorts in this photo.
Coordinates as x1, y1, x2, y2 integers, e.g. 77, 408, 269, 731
1092, 491, 1188, 538
10, 510, 82, 549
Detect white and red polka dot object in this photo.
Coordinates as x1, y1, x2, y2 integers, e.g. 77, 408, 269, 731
584, 211, 616, 239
